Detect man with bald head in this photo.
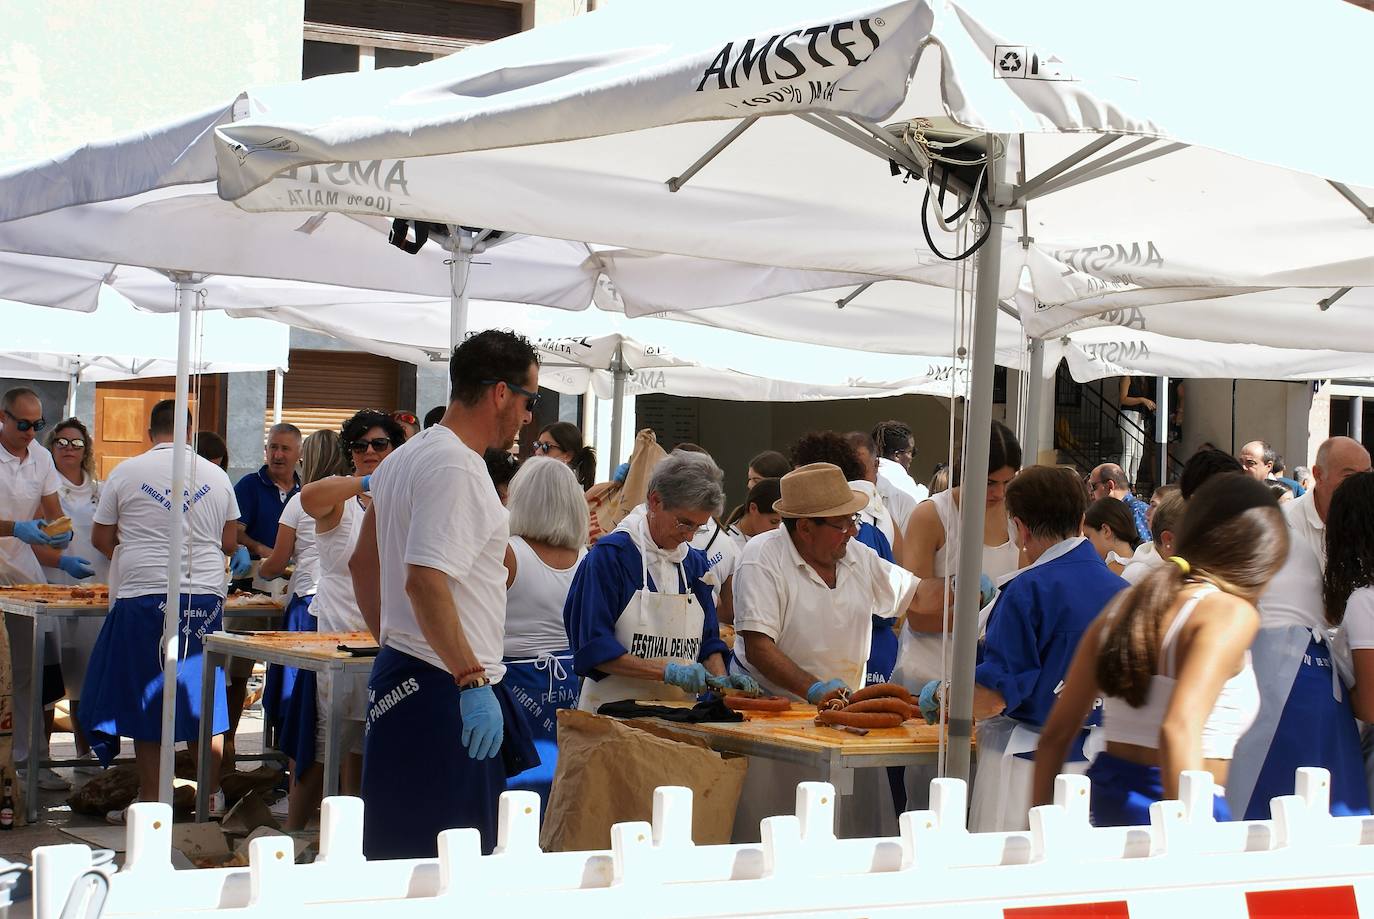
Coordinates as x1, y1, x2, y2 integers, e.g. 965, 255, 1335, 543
1087, 462, 1150, 543
1285, 436, 1371, 570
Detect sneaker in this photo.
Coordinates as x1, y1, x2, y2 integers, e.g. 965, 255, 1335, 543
36, 767, 71, 791
268, 796, 290, 820
209, 790, 227, 819
73, 755, 102, 780
106, 800, 137, 825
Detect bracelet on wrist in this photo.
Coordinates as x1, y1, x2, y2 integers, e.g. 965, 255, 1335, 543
454, 664, 485, 685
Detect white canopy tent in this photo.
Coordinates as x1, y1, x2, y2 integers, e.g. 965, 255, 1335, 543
0, 291, 289, 411
194, 0, 1374, 784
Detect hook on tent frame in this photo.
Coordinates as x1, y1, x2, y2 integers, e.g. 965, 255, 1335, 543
1328, 182, 1374, 223
1319, 287, 1352, 311
666, 117, 759, 192
835, 282, 873, 309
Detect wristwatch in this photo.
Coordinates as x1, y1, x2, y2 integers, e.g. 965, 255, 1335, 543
458, 675, 492, 692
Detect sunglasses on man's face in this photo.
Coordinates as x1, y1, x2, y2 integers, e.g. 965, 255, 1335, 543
482, 379, 541, 412
349, 437, 394, 454
4, 410, 45, 433
53, 437, 86, 450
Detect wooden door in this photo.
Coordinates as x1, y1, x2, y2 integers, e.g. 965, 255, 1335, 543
92, 377, 224, 478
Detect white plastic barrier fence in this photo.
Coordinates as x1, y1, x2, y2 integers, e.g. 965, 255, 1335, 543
33, 768, 1374, 918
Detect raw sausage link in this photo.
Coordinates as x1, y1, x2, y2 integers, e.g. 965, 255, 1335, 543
849, 682, 914, 704
815, 710, 905, 729
842, 697, 913, 718
723, 695, 792, 712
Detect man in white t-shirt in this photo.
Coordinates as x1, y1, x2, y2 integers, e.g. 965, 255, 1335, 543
79, 399, 240, 817
0, 388, 95, 788
1283, 436, 1370, 573
351, 329, 542, 859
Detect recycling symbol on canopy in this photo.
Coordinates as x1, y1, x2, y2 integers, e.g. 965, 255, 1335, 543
998, 51, 1022, 73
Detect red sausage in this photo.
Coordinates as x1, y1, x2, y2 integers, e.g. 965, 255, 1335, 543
815, 710, 904, 729
842, 698, 913, 719
724, 695, 792, 712
849, 683, 914, 704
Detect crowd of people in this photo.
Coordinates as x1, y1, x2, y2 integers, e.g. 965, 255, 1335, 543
0, 344, 1372, 852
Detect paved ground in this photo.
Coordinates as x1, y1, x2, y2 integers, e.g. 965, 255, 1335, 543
0, 705, 272, 915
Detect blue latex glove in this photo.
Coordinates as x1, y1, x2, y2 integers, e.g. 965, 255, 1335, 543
726, 672, 762, 696
664, 661, 709, 694
459, 684, 504, 760
918, 680, 944, 725
612, 462, 631, 483
806, 678, 848, 705
360, 474, 372, 494
978, 572, 997, 608
229, 546, 252, 578
12, 520, 68, 548
57, 555, 95, 580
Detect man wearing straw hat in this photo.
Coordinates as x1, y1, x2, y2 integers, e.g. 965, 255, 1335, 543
729, 462, 921, 838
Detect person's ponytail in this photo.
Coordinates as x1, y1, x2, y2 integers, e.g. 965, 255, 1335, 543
570, 445, 597, 491
1096, 561, 1186, 707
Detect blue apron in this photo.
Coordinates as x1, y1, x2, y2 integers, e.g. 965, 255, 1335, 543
501, 651, 577, 810
1087, 752, 1231, 827
262, 593, 315, 733
1228, 628, 1369, 820
78, 593, 229, 766
361, 646, 539, 859
865, 616, 899, 686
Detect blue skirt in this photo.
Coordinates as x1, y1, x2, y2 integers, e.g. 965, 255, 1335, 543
262, 594, 315, 731
78, 593, 229, 766
501, 652, 577, 810
1086, 752, 1231, 827
865, 615, 899, 686
361, 647, 539, 859
1239, 637, 1369, 820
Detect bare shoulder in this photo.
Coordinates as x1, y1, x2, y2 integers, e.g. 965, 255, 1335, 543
1189, 589, 1260, 641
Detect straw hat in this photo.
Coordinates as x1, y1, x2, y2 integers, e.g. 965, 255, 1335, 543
774, 463, 868, 519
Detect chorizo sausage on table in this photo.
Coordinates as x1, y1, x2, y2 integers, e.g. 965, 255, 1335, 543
815, 709, 905, 729
848, 682, 914, 704
840, 697, 914, 718
723, 695, 792, 712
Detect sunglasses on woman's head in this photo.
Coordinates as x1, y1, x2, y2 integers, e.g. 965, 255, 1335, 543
392, 411, 418, 425
53, 437, 86, 449
349, 437, 393, 454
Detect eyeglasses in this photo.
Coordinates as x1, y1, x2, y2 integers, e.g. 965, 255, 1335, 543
482, 379, 541, 412
349, 437, 394, 454
3, 410, 45, 433
53, 437, 86, 450
813, 514, 861, 532
533, 441, 558, 454
670, 514, 703, 533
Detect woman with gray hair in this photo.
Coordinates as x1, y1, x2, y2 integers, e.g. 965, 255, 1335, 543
500, 458, 587, 804
564, 451, 758, 711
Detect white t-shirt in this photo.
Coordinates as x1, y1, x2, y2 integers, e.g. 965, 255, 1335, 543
1283, 490, 1325, 574
690, 519, 740, 605
1120, 541, 1162, 585
1256, 533, 1326, 631
1339, 586, 1374, 650
43, 473, 111, 586
93, 442, 239, 599
371, 425, 509, 681
0, 437, 60, 584
313, 494, 365, 633
876, 457, 925, 532
277, 493, 319, 598
732, 527, 917, 697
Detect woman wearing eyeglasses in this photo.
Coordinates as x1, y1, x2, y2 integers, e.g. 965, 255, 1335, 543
283, 410, 405, 830
532, 422, 597, 491
42, 418, 108, 777
564, 451, 750, 712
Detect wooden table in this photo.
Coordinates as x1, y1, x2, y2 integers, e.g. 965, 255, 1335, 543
630, 701, 947, 831
197, 630, 377, 821
0, 590, 283, 822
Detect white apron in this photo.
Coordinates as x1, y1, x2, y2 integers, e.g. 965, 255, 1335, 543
576, 528, 704, 713
967, 715, 1099, 833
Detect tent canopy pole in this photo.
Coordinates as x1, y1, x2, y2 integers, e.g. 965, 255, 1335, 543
945, 135, 1009, 783
608, 342, 627, 468
1022, 338, 1045, 464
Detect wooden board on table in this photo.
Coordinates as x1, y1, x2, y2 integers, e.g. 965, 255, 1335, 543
0, 583, 110, 607
223, 592, 284, 611
213, 630, 377, 661
633, 699, 945, 753
767, 720, 946, 748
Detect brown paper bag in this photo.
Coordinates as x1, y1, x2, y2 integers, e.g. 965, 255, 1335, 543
539, 710, 746, 852
585, 429, 668, 543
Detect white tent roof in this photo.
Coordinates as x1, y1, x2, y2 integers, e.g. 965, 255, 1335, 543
0, 290, 289, 382
192, 0, 1374, 313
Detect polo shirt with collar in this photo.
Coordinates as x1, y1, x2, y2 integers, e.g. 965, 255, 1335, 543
234, 465, 300, 552
1283, 489, 1325, 573
0, 436, 60, 584
731, 525, 917, 699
